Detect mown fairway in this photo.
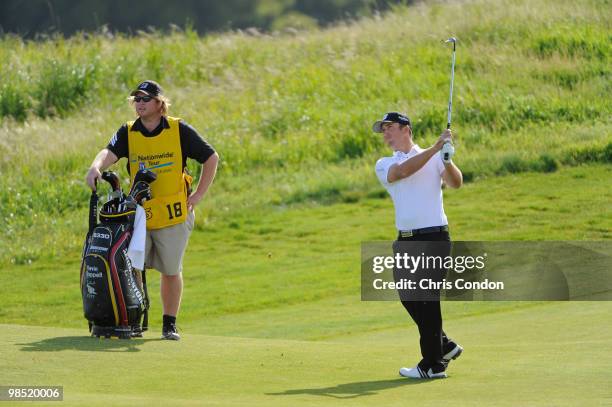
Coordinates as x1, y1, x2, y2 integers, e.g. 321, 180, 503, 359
2, 300, 611, 406
0, 0, 610, 405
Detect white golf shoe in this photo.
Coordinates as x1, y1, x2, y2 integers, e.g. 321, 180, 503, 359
399, 365, 447, 379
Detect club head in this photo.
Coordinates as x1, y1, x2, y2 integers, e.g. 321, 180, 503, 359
445, 37, 457, 44
129, 181, 152, 204
132, 169, 157, 185
101, 171, 122, 192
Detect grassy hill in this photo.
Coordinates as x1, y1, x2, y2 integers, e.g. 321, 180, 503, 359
0, 0, 611, 405
0, 0, 610, 265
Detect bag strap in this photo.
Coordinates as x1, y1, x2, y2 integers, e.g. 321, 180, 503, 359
142, 268, 149, 331
89, 190, 98, 235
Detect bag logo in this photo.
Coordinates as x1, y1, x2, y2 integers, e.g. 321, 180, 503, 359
86, 283, 97, 296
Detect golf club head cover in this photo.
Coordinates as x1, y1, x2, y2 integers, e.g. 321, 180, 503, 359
132, 169, 157, 185
128, 169, 157, 203
101, 171, 122, 192
129, 181, 152, 204
441, 142, 455, 164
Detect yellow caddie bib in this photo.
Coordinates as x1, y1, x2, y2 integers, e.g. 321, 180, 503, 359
127, 116, 192, 230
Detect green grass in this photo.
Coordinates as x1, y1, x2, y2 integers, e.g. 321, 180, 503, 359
2, 166, 609, 406
0, 0, 610, 266
1, 164, 610, 327
2, 301, 611, 406
0, 0, 611, 404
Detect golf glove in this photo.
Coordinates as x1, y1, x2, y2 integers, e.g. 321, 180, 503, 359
441, 142, 455, 164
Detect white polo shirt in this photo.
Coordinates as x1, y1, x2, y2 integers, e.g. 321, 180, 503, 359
375, 145, 448, 231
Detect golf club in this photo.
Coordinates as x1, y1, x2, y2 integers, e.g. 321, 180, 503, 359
129, 169, 157, 204
101, 171, 122, 193
442, 37, 457, 163
445, 37, 457, 130
101, 171, 122, 212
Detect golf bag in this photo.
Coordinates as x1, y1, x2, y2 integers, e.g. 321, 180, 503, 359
80, 170, 156, 339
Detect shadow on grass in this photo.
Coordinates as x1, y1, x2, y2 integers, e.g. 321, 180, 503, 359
267, 378, 432, 399
18, 336, 163, 353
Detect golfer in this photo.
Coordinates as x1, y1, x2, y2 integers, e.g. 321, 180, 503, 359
373, 112, 463, 378
86, 80, 218, 340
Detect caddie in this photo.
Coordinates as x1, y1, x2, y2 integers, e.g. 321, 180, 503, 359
86, 80, 218, 340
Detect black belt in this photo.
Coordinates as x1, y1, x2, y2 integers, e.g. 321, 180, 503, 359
398, 225, 449, 238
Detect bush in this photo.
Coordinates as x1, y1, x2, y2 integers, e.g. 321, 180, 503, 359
535, 154, 559, 173
0, 83, 31, 122
34, 59, 99, 118
562, 142, 612, 166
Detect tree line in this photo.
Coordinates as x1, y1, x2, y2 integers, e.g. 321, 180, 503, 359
0, 0, 411, 38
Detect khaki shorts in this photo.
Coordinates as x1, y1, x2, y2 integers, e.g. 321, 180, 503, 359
145, 211, 195, 276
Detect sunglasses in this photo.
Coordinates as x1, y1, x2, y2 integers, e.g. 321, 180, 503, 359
133, 96, 155, 103
381, 122, 398, 130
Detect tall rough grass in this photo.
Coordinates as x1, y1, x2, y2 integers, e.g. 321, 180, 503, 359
0, 0, 610, 265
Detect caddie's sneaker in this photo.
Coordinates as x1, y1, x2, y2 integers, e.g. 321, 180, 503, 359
162, 323, 181, 341
399, 365, 447, 379
443, 342, 463, 362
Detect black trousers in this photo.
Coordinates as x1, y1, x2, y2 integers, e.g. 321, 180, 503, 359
393, 231, 452, 370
